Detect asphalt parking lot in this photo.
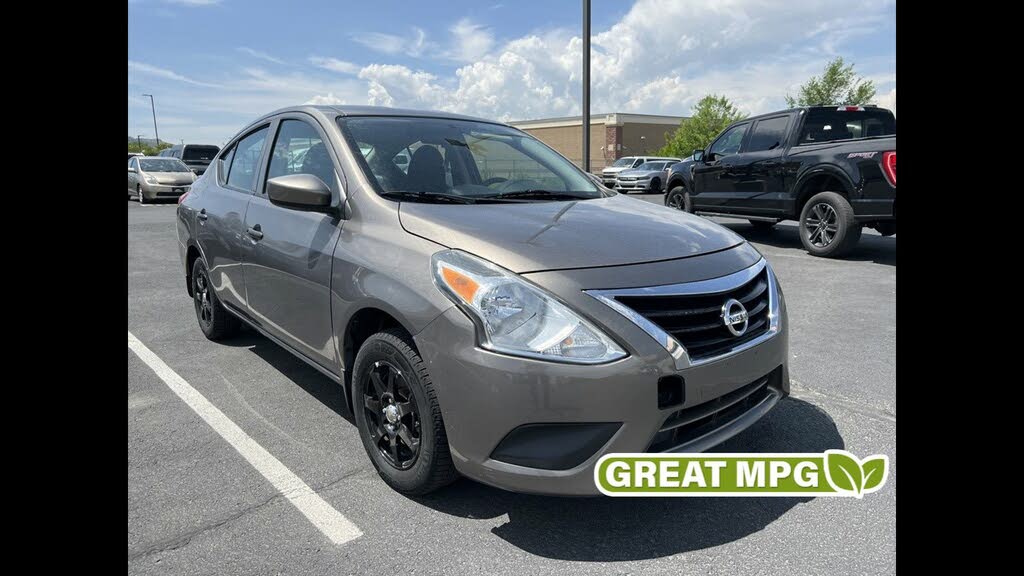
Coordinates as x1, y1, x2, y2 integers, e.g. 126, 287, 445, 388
128, 193, 896, 575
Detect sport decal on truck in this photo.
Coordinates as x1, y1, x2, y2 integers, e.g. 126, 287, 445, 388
847, 151, 878, 159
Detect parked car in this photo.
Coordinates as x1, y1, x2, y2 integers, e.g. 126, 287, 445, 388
128, 152, 143, 160
128, 156, 196, 204
600, 155, 680, 186
664, 105, 896, 257
159, 143, 221, 176
177, 105, 789, 496
614, 160, 676, 194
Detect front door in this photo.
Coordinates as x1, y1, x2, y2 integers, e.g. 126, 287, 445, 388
241, 116, 344, 373
692, 122, 750, 209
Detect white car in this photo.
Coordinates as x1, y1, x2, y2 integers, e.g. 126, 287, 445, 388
601, 156, 681, 187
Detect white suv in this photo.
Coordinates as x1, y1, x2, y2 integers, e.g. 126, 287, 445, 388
601, 156, 681, 187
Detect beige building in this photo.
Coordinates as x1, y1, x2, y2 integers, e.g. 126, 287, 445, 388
509, 112, 687, 171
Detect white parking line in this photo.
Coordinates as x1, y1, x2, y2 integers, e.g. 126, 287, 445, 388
127, 331, 363, 545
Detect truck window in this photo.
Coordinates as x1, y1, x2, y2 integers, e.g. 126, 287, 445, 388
799, 108, 896, 144
747, 116, 790, 152
709, 123, 749, 157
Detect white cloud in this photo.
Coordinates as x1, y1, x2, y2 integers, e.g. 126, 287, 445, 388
876, 88, 896, 115
238, 47, 285, 65
350, 0, 895, 120
309, 56, 360, 75
128, 60, 220, 87
353, 28, 431, 57
306, 93, 347, 105
445, 19, 495, 63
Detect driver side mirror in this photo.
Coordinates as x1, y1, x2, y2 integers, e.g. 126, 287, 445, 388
128, 167, 136, 173
266, 174, 333, 212
692, 149, 705, 163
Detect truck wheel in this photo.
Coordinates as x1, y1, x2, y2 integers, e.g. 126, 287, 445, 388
749, 220, 776, 232
352, 329, 458, 495
666, 186, 692, 212
191, 257, 240, 340
799, 192, 862, 258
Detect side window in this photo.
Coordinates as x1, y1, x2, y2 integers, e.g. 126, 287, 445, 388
266, 119, 334, 190
747, 116, 790, 152
633, 158, 644, 167
129, 158, 137, 170
217, 145, 236, 186
709, 123, 749, 157
226, 126, 269, 192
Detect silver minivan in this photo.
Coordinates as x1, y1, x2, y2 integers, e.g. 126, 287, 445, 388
177, 105, 789, 496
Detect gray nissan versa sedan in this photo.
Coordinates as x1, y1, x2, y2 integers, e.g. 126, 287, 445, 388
177, 105, 789, 496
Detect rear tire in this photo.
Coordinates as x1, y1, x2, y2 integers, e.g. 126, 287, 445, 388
666, 186, 692, 212
799, 191, 862, 258
353, 329, 458, 495
191, 257, 240, 340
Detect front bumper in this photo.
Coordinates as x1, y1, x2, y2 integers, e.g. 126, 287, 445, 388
414, 257, 789, 496
614, 179, 653, 192
140, 183, 191, 200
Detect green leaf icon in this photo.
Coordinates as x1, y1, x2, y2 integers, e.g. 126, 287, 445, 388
861, 456, 888, 493
824, 450, 864, 498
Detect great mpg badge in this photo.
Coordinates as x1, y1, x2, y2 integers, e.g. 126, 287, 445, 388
595, 450, 889, 498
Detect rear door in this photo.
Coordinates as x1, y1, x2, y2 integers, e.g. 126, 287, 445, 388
240, 114, 344, 373
195, 124, 270, 313
726, 114, 793, 214
692, 121, 750, 209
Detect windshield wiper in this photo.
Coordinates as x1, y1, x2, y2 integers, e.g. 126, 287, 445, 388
380, 191, 523, 204
380, 191, 479, 204
485, 189, 594, 201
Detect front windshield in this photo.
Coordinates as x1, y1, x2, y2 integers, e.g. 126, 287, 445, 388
140, 158, 189, 172
337, 117, 604, 202
611, 157, 636, 167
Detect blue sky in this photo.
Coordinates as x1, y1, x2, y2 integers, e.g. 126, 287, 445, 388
128, 0, 896, 145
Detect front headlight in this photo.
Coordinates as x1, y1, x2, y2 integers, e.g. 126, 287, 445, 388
432, 250, 627, 364
144, 175, 158, 184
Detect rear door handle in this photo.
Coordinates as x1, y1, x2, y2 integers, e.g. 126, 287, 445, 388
247, 224, 263, 241
198, 208, 208, 221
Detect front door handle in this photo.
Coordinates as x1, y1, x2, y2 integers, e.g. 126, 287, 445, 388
247, 224, 263, 241
198, 208, 208, 221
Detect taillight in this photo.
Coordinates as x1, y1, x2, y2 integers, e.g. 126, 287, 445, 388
881, 151, 896, 186
178, 191, 190, 204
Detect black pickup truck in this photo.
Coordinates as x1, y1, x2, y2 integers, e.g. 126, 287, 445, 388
663, 105, 896, 257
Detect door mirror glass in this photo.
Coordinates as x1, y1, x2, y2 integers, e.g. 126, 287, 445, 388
691, 149, 704, 162
266, 174, 332, 211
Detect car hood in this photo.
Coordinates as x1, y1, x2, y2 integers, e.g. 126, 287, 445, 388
602, 166, 631, 174
399, 194, 745, 273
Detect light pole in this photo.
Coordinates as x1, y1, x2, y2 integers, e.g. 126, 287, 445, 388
582, 0, 591, 174
142, 94, 160, 148
136, 135, 142, 150
641, 135, 646, 154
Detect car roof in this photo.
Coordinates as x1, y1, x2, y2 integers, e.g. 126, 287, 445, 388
251, 104, 501, 127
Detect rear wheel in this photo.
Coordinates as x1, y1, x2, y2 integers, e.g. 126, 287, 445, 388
353, 329, 458, 495
666, 186, 692, 212
799, 191, 862, 257
191, 257, 240, 340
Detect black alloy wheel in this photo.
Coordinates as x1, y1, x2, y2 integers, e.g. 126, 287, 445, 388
362, 360, 422, 470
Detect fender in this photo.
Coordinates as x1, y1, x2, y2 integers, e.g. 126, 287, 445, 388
793, 163, 856, 198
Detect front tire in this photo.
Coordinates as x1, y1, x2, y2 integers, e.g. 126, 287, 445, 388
352, 329, 458, 495
191, 257, 240, 340
137, 186, 146, 205
666, 186, 692, 212
799, 191, 862, 257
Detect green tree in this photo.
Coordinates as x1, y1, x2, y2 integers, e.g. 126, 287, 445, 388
127, 140, 172, 156
785, 57, 875, 107
658, 95, 747, 158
